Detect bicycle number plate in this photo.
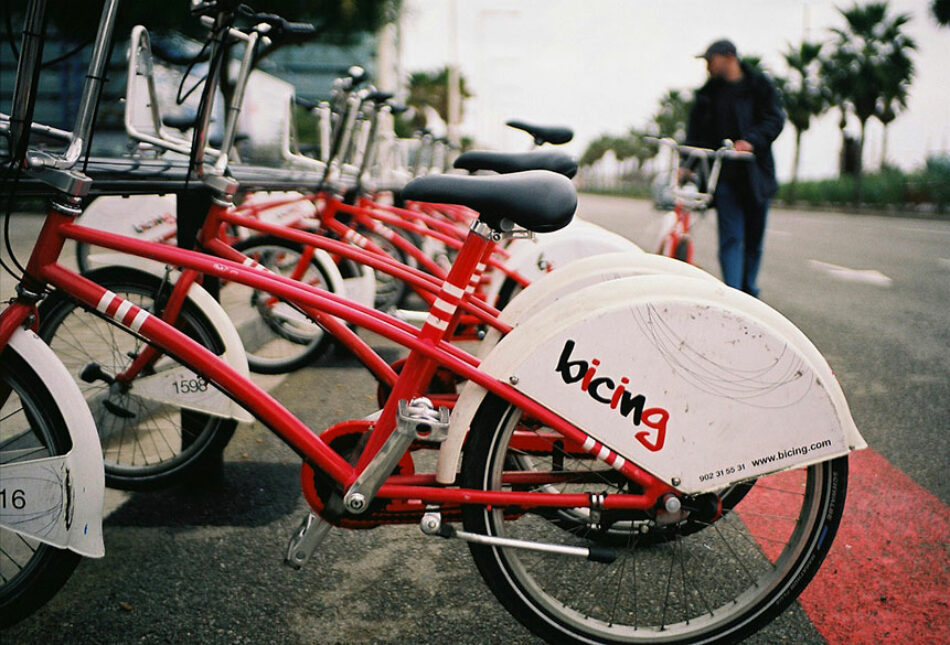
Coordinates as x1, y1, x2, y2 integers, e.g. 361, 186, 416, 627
0, 456, 71, 547
132, 365, 235, 418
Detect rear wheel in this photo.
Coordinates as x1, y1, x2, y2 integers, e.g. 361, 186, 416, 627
0, 347, 82, 627
38, 267, 237, 490
461, 396, 848, 644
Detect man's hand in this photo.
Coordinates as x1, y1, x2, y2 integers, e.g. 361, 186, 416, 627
734, 139, 754, 153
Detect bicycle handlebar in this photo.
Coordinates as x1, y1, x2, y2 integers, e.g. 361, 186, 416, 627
647, 137, 754, 210
645, 137, 755, 161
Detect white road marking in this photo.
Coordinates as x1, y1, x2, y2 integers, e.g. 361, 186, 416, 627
809, 260, 893, 287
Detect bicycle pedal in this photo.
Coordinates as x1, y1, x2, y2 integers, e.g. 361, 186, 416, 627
283, 512, 332, 570
397, 397, 450, 443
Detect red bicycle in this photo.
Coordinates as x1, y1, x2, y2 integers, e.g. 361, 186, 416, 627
1, 3, 865, 643
651, 137, 752, 264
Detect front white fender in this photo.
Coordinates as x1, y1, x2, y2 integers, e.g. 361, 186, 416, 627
438, 275, 865, 491
78, 195, 177, 268
0, 329, 105, 557
97, 260, 254, 423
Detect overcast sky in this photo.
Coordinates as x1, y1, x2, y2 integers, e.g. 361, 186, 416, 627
399, 0, 950, 180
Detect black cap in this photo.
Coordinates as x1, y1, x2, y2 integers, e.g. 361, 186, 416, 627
697, 39, 738, 59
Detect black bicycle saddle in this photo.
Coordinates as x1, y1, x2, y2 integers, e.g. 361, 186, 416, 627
506, 120, 574, 146
454, 150, 578, 179
401, 170, 576, 233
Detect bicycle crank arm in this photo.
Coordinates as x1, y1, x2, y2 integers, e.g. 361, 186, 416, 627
420, 511, 617, 564
284, 511, 333, 570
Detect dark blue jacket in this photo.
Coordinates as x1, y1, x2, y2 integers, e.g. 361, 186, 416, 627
686, 62, 785, 205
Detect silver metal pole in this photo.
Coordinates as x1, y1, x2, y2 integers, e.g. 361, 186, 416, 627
8, 0, 49, 163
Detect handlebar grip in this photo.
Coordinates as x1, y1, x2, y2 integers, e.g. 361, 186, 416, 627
283, 21, 317, 35
295, 96, 321, 111
721, 149, 755, 160
250, 12, 316, 43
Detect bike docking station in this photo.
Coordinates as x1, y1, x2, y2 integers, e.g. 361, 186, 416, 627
2, 0, 872, 641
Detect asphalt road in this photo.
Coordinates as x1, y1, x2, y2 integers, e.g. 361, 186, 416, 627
2, 197, 947, 644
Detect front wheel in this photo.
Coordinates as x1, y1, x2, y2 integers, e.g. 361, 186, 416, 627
38, 267, 237, 490
0, 346, 82, 627
461, 396, 848, 644
672, 236, 694, 264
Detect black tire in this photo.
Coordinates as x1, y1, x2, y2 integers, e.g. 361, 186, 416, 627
461, 395, 848, 644
673, 237, 693, 263
37, 266, 237, 490
75, 240, 92, 273
0, 346, 82, 627
493, 277, 523, 311
226, 235, 335, 374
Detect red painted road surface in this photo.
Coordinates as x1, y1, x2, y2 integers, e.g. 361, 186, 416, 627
745, 448, 949, 643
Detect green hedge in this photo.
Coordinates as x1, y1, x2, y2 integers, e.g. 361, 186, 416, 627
778, 156, 950, 213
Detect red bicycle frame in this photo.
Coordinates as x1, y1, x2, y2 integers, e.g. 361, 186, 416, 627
1, 202, 673, 517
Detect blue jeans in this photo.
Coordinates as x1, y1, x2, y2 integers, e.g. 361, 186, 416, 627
714, 181, 769, 297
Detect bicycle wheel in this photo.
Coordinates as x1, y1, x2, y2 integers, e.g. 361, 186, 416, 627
224, 235, 334, 374
38, 267, 237, 490
0, 346, 82, 627
75, 240, 92, 273
673, 237, 693, 264
461, 396, 848, 644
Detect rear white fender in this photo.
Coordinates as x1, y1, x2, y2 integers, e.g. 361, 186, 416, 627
484, 220, 643, 305
438, 275, 865, 490
0, 329, 105, 557
479, 251, 720, 355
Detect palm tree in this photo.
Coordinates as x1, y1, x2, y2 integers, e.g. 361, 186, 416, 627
874, 20, 916, 167
821, 2, 916, 184
651, 89, 693, 142
933, 0, 950, 26
776, 42, 825, 194
404, 67, 472, 132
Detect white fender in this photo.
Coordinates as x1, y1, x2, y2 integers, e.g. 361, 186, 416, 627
77, 194, 177, 267
485, 220, 643, 306
99, 260, 254, 423
479, 251, 720, 355
437, 275, 865, 490
342, 262, 378, 310
654, 209, 677, 254
79, 193, 359, 309
239, 191, 316, 228
0, 329, 105, 557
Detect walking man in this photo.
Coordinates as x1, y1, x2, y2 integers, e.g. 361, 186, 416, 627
686, 39, 785, 297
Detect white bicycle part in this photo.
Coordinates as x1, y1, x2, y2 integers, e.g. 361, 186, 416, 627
479, 251, 720, 355
90, 260, 254, 423
0, 329, 105, 557
438, 274, 865, 489
484, 218, 643, 306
